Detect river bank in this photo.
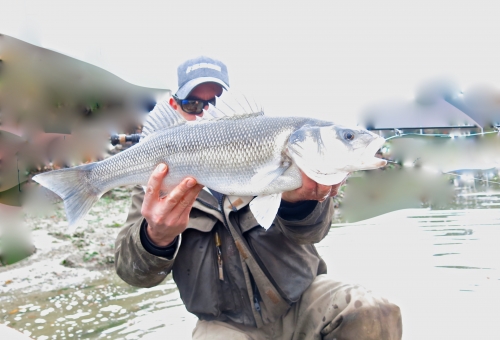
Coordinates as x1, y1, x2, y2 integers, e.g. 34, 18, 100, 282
0, 186, 132, 296
0, 185, 199, 339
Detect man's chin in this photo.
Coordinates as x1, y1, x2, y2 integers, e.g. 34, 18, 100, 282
183, 113, 202, 121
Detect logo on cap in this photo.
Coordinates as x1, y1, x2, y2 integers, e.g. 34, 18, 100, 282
186, 63, 222, 74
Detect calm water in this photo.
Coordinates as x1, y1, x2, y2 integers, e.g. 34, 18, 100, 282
1, 191, 499, 339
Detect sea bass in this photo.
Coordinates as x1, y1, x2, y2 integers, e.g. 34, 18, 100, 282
33, 103, 386, 229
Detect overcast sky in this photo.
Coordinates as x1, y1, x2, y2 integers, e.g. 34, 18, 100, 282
2, 0, 500, 125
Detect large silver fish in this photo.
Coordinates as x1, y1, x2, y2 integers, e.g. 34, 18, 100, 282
33, 101, 386, 229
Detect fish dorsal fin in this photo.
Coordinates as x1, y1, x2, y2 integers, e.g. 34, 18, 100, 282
141, 98, 186, 139
195, 109, 264, 124
202, 90, 265, 120
216, 111, 264, 120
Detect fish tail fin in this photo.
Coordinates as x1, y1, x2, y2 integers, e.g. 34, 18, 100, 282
32, 163, 101, 227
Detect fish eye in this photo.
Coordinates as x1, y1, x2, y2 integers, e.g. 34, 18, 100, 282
343, 130, 355, 141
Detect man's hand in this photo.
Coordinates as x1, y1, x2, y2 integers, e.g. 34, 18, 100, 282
141, 163, 203, 247
281, 171, 348, 203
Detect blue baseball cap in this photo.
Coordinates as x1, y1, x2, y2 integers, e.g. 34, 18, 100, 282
175, 56, 230, 99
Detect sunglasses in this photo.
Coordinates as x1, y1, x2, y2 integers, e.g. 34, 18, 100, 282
173, 95, 216, 114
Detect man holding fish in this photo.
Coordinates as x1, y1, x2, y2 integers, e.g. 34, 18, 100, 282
112, 56, 402, 339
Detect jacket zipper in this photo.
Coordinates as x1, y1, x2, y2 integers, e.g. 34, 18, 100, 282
215, 232, 224, 281
196, 197, 229, 282
196, 197, 232, 235
197, 195, 264, 314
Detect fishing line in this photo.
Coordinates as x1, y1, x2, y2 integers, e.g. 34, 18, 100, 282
380, 159, 500, 185
17, 152, 21, 192
385, 130, 499, 141
442, 172, 500, 185
379, 129, 500, 185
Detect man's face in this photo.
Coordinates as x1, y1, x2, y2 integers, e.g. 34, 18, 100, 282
171, 82, 223, 121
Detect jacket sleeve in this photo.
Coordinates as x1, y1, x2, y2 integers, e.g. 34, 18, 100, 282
274, 198, 334, 245
114, 185, 176, 287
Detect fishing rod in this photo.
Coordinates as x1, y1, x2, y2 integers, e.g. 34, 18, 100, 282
110, 134, 141, 146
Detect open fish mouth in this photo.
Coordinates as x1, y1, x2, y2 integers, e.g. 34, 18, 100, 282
366, 135, 386, 155
359, 136, 387, 169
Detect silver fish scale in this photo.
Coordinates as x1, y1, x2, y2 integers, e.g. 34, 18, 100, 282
88, 115, 326, 196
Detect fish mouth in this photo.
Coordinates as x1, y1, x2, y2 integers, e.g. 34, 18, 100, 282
287, 132, 387, 182
365, 136, 386, 155
358, 136, 387, 169
370, 158, 388, 168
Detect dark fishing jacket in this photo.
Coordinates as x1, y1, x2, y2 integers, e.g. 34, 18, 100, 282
115, 186, 333, 328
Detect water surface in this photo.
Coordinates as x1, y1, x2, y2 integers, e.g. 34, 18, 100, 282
2, 191, 499, 339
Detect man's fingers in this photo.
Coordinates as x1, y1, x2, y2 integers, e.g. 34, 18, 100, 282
181, 183, 204, 208
328, 185, 340, 198
143, 164, 168, 205
169, 183, 204, 219
165, 177, 199, 205
172, 181, 203, 213
162, 181, 203, 227
316, 184, 332, 201
328, 177, 348, 198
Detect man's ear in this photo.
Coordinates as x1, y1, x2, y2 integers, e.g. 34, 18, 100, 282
169, 97, 178, 110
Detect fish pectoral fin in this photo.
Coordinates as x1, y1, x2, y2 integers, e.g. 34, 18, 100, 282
249, 193, 282, 230
251, 164, 287, 190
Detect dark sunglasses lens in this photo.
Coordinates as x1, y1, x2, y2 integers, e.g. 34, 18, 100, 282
181, 100, 204, 114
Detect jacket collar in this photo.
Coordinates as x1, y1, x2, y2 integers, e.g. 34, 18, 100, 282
193, 189, 254, 220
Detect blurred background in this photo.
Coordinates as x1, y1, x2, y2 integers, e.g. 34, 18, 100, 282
1, 1, 500, 339
2, 0, 500, 124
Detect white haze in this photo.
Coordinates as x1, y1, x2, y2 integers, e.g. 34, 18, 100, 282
1, 0, 500, 125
